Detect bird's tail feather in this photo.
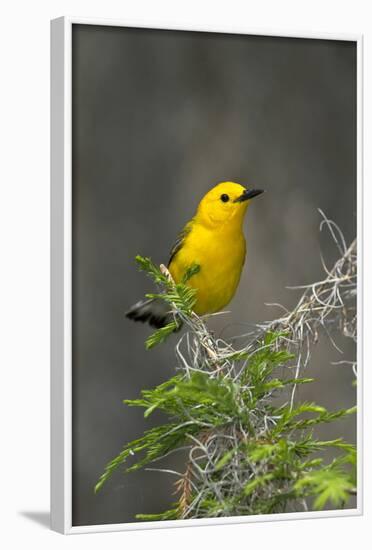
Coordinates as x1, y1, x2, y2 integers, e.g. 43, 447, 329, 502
126, 298, 175, 329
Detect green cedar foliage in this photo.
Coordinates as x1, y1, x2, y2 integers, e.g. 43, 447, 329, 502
95, 256, 356, 520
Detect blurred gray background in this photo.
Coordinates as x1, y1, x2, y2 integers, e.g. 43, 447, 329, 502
72, 25, 356, 526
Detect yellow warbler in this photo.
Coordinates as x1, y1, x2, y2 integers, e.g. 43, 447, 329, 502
126, 182, 264, 327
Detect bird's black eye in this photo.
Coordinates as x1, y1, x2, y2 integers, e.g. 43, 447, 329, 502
220, 193, 230, 203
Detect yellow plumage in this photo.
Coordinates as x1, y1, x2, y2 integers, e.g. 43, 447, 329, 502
127, 182, 263, 327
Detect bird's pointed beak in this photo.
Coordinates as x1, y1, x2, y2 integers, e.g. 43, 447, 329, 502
234, 188, 265, 203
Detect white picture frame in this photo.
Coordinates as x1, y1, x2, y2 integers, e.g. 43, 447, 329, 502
51, 16, 363, 535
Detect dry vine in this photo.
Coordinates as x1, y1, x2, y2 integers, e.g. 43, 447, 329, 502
146, 210, 357, 518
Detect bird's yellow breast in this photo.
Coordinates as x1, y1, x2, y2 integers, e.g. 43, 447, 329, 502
169, 222, 246, 315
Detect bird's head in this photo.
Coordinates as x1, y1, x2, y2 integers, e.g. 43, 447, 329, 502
196, 182, 264, 228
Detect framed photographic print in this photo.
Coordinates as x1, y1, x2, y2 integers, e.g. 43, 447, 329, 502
51, 16, 363, 534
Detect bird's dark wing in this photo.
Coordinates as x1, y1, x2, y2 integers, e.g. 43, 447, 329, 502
167, 220, 193, 267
